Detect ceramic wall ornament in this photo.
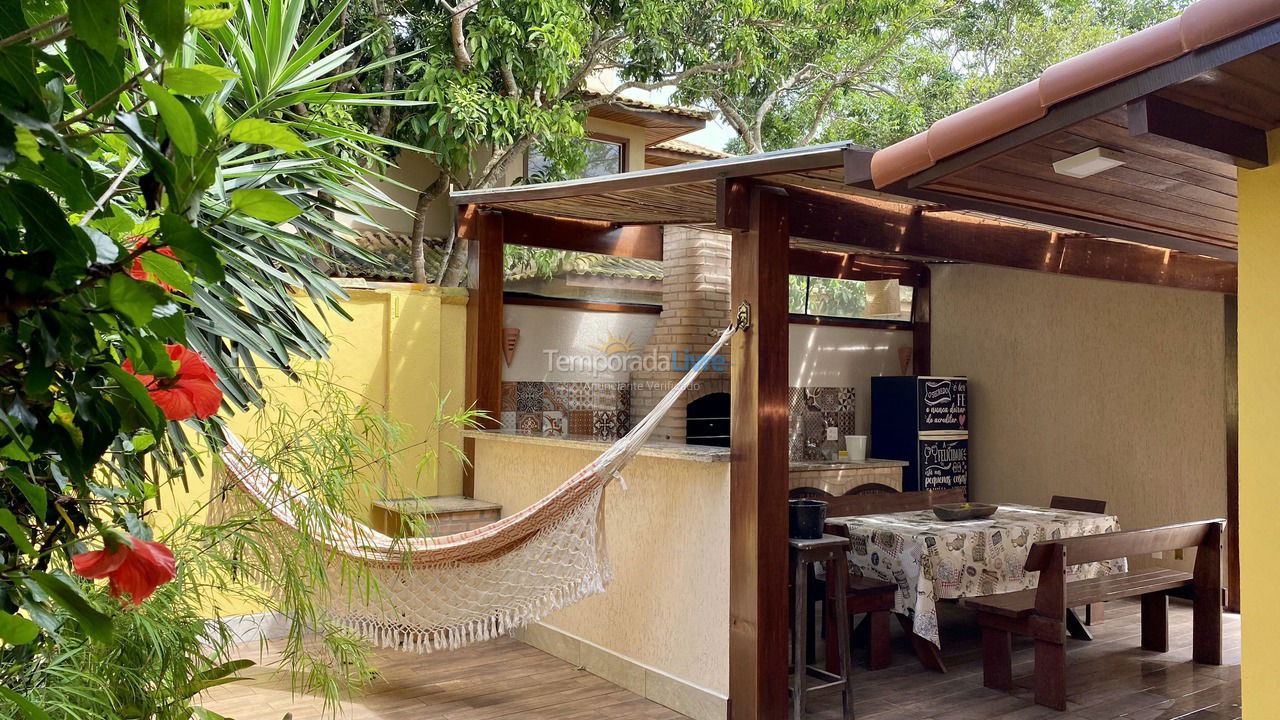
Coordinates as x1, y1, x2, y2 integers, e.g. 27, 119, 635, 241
503, 328, 520, 367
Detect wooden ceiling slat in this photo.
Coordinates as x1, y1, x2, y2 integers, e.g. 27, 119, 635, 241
1158, 78, 1280, 130
996, 145, 1238, 221
937, 165, 1237, 244
1042, 130, 1238, 200
1080, 111, 1238, 179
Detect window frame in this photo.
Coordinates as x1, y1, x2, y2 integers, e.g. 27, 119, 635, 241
524, 132, 629, 181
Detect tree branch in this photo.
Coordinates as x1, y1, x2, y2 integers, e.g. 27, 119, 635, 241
440, 0, 482, 71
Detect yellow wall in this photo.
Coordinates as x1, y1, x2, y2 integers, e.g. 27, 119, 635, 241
931, 264, 1227, 574
1237, 131, 1280, 715
154, 284, 469, 616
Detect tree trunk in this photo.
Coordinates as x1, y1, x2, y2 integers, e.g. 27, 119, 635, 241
410, 173, 449, 285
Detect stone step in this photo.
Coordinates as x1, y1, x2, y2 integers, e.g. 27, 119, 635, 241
371, 496, 502, 538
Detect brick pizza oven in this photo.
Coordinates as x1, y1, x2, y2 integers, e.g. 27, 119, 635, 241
630, 225, 734, 443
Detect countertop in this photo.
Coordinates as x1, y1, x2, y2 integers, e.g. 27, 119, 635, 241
463, 429, 908, 470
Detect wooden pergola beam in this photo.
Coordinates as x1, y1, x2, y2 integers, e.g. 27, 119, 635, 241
789, 247, 925, 286
462, 206, 505, 497
1128, 95, 1269, 170
458, 205, 663, 259
782, 185, 1237, 294
727, 180, 791, 720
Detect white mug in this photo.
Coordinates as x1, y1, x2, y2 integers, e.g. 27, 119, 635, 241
844, 435, 867, 461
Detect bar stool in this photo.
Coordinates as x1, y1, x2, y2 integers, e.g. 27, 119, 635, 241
790, 534, 854, 719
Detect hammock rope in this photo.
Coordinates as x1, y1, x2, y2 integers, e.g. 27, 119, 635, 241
219, 319, 739, 651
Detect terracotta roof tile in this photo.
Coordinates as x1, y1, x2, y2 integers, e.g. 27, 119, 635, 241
870, 0, 1280, 188
650, 138, 733, 159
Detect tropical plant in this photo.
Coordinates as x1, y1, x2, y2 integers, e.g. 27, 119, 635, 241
301, 0, 753, 285
0, 0, 459, 717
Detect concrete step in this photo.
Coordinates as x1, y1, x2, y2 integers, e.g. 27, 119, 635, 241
371, 496, 502, 538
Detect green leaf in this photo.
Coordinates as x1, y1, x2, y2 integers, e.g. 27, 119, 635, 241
230, 189, 301, 224
0, 610, 40, 645
159, 213, 224, 281
12, 125, 40, 163
0, 508, 36, 556
190, 708, 229, 720
65, 38, 125, 110
188, 7, 234, 29
140, 251, 193, 294
138, 0, 186, 57
142, 81, 197, 156
5, 180, 92, 277
66, 0, 120, 58
9, 471, 47, 516
104, 363, 163, 430
130, 430, 155, 452
165, 66, 224, 96
0, 687, 51, 720
191, 63, 238, 81
27, 571, 113, 644
107, 274, 168, 326
230, 119, 307, 152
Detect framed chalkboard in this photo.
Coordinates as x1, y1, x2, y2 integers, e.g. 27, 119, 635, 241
919, 437, 968, 491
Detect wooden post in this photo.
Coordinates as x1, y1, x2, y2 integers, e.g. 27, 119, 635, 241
728, 182, 790, 720
463, 207, 504, 498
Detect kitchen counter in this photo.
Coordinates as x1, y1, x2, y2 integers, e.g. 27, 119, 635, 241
789, 458, 908, 472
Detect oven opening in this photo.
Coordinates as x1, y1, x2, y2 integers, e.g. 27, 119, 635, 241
686, 392, 730, 447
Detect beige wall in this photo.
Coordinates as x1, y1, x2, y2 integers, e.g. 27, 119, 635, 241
930, 264, 1227, 570
471, 435, 730, 700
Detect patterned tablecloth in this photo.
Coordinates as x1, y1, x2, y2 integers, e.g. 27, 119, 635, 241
831, 504, 1127, 648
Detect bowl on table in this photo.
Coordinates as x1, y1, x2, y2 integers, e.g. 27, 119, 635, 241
932, 502, 998, 521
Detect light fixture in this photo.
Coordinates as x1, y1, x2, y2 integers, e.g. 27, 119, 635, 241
1052, 147, 1126, 178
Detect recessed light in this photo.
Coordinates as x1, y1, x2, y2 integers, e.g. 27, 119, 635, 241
1052, 148, 1126, 178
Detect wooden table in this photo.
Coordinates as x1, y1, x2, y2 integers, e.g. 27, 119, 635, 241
828, 504, 1126, 671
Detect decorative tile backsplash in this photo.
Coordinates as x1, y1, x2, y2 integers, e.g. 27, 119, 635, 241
503, 381, 855, 454
500, 381, 632, 441
788, 386, 857, 461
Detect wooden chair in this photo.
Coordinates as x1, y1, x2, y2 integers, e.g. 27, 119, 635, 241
1050, 495, 1108, 514
1049, 495, 1109, 628
962, 519, 1224, 710
819, 488, 966, 673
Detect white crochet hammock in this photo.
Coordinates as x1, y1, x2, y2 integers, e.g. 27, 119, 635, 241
218, 322, 737, 652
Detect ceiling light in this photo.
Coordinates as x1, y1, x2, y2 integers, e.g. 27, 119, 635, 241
1052, 148, 1126, 178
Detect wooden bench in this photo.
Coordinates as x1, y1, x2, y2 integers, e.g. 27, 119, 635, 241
822, 488, 967, 672
961, 519, 1225, 710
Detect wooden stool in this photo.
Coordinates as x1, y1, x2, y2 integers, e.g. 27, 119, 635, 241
790, 534, 854, 719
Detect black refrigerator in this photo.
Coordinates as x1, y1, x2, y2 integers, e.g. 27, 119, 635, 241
870, 376, 969, 495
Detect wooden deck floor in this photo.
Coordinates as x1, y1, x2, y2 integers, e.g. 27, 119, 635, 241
201, 599, 1240, 719
811, 598, 1242, 720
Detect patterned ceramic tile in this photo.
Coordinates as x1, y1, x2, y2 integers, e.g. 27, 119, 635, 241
500, 382, 517, 412
836, 387, 856, 411
516, 412, 541, 434
499, 411, 517, 429
542, 411, 566, 436
543, 383, 569, 412
592, 410, 624, 441
516, 382, 545, 413
556, 382, 594, 411
567, 410, 594, 436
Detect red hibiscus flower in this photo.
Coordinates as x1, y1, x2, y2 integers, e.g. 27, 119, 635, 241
123, 344, 223, 421
72, 532, 177, 605
126, 236, 180, 292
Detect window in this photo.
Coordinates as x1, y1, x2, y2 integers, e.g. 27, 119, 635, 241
503, 246, 662, 306
789, 276, 913, 322
526, 136, 626, 182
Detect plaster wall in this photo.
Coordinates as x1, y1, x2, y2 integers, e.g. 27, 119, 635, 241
929, 263, 1227, 574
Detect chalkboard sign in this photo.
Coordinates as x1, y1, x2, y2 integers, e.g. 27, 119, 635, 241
919, 438, 968, 491
918, 377, 968, 431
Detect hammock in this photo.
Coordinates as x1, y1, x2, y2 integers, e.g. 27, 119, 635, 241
219, 321, 738, 652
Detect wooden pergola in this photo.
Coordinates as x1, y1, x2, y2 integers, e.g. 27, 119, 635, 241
449, 9, 1276, 714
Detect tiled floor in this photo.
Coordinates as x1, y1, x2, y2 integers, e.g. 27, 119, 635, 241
201, 598, 1240, 719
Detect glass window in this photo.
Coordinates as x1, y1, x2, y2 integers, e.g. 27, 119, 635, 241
527, 137, 624, 182
504, 246, 662, 306
789, 276, 913, 322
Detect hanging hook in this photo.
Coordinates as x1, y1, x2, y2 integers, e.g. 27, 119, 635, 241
736, 300, 751, 331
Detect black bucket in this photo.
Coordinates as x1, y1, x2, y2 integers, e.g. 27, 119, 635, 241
788, 499, 828, 540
